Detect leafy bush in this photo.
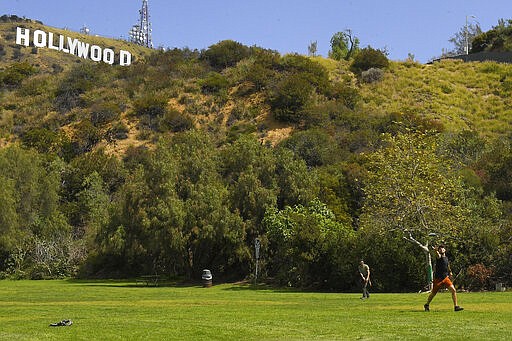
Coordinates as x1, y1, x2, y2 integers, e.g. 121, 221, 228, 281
16, 75, 51, 96
330, 82, 361, 110
226, 123, 258, 143
54, 64, 101, 112
199, 72, 229, 94
361, 67, 384, 83
263, 199, 354, 289
350, 47, 389, 74
270, 74, 315, 123
279, 54, 330, 95
466, 263, 494, 290
158, 109, 194, 133
201, 40, 250, 70
72, 120, 101, 155
21, 128, 62, 154
0, 62, 37, 87
227, 103, 260, 125
133, 93, 167, 117
239, 48, 280, 92
301, 101, 338, 127
279, 129, 340, 167
106, 121, 129, 140
90, 101, 122, 126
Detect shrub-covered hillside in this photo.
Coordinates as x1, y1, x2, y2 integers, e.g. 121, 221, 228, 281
0, 18, 511, 291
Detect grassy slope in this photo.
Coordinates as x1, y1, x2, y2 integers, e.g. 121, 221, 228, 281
359, 60, 512, 138
0, 280, 511, 340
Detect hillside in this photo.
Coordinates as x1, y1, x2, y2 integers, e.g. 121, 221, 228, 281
2, 18, 512, 151
0, 18, 511, 289
360, 60, 512, 137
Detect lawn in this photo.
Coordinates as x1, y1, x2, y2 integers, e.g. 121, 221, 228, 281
0, 280, 510, 340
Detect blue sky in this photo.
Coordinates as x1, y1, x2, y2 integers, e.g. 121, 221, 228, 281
3, 0, 512, 63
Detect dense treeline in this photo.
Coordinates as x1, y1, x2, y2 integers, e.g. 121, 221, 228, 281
1, 31, 511, 291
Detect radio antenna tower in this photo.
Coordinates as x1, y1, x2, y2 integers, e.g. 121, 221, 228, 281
129, 0, 153, 48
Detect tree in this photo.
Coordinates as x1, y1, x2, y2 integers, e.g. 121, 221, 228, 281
168, 131, 250, 279
448, 22, 482, 55
308, 41, 318, 57
475, 138, 512, 201
0, 145, 72, 278
274, 148, 317, 209
360, 131, 468, 291
263, 199, 354, 289
220, 135, 277, 233
0, 176, 18, 256
76, 172, 111, 243
329, 30, 360, 61
471, 19, 512, 53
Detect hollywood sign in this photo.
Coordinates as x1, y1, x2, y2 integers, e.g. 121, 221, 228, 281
15, 27, 132, 66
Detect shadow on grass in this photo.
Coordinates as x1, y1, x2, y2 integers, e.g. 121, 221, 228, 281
64, 278, 204, 288
63, 278, 343, 294
220, 281, 338, 294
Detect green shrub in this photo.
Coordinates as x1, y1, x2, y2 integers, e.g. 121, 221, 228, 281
280, 54, 330, 95
227, 103, 260, 125
199, 72, 229, 94
107, 121, 130, 140
0, 62, 37, 87
72, 120, 101, 154
350, 47, 389, 74
21, 128, 61, 153
132, 93, 168, 118
54, 64, 100, 112
270, 74, 315, 123
158, 109, 194, 132
301, 101, 340, 127
361, 67, 384, 83
330, 82, 361, 110
279, 129, 340, 167
16, 75, 50, 96
226, 123, 257, 143
90, 101, 122, 126
201, 40, 250, 70
242, 48, 280, 91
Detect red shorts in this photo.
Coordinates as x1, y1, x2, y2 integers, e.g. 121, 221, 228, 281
432, 277, 453, 291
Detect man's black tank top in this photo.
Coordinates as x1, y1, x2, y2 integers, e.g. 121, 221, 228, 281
434, 256, 450, 279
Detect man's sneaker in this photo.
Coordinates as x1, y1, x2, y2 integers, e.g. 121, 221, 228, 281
454, 306, 464, 312
424, 304, 430, 312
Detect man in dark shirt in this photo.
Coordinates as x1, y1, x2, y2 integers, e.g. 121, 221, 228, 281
424, 245, 463, 312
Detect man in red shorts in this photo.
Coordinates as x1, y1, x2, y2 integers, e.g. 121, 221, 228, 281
424, 245, 463, 312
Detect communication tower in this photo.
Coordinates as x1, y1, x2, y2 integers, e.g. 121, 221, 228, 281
129, 0, 153, 48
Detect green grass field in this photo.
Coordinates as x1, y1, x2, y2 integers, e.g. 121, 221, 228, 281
0, 280, 510, 340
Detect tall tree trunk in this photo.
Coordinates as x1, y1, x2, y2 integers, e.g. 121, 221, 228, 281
404, 231, 433, 291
